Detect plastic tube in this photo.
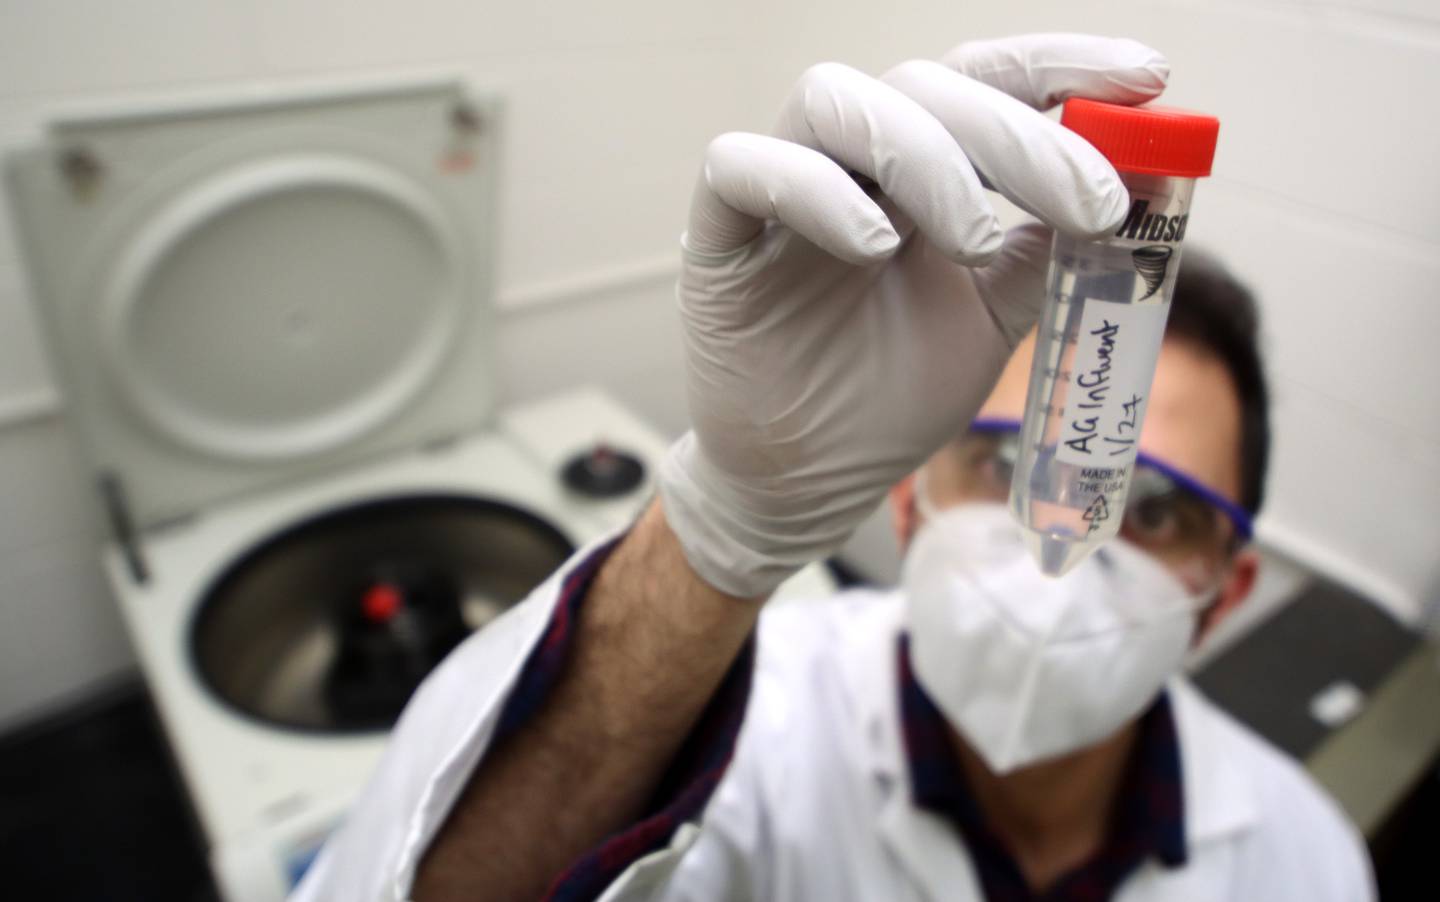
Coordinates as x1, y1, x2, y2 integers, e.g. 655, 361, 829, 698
1010, 99, 1220, 576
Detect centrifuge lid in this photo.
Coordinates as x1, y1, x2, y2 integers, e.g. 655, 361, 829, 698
5, 79, 501, 529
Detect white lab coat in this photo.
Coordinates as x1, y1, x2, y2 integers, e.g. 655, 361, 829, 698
294, 532, 1376, 901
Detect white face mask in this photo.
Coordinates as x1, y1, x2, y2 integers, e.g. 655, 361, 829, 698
901, 503, 1202, 774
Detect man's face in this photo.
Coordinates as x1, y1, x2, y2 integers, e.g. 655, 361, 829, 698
894, 332, 1259, 633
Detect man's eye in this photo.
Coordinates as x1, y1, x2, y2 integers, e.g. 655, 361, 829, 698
1127, 497, 1180, 542
977, 455, 1013, 496
991, 455, 1014, 488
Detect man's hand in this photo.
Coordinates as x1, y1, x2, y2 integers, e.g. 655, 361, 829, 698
661, 34, 1169, 598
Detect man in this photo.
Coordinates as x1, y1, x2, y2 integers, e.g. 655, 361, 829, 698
295, 33, 1373, 901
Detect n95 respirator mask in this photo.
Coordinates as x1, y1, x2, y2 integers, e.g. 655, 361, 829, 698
901, 503, 1199, 774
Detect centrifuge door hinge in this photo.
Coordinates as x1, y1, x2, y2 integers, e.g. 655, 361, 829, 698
99, 472, 149, 586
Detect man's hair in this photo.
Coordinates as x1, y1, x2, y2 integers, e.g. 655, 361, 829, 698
1165, 250, 1270, 514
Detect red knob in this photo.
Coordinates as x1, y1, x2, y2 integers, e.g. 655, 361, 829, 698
361, 583, 404, 623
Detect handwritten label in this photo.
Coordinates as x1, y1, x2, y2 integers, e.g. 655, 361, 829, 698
1054, 301, 1169, 468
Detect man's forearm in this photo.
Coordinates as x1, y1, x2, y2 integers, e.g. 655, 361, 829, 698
413, 498, 763, 901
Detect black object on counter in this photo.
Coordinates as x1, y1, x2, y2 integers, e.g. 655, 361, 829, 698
561, 444, 645, 498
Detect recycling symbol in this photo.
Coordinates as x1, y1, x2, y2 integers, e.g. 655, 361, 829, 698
1082, 494, 1111, 533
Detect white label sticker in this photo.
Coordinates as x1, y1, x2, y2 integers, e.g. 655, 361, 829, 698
1054, 301, 1169, 468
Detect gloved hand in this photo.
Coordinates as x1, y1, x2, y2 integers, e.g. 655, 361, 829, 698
659, 34, 1170, 598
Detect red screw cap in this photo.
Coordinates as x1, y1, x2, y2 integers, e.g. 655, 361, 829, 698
1062, 98, 1219, 178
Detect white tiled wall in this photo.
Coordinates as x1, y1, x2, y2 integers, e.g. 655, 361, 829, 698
1, 0, 1436, 729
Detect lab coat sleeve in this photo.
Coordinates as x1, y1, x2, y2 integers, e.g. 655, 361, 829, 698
640, 727, 776, 902
1184, 677, 1380, 902
290, 531, 623, 902
1239, 750, 1378, 901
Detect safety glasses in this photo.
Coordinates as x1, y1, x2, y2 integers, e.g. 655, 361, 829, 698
923, 418, 1253, 581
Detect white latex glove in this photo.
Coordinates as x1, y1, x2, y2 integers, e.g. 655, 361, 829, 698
659, 34, 1170, 598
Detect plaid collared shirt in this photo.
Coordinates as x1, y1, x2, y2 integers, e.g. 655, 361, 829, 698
897, 636, 1188, 901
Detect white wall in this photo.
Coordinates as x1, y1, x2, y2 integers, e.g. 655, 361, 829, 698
1, 0, 1436, 729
